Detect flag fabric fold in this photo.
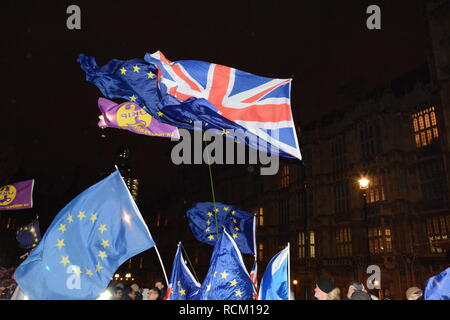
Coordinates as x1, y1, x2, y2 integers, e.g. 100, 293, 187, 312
78, 52, 301, 159
0, 179, 34, 211
14, 169, 155, 300
97, 97, 179, 139
258, 245, 290, 300
424, 267, 450, 300
16, 220, 41, 249
144, 51, 301, 160
165, 243, 201, 300
198, 229, 254, 300
186, 202, 256, 255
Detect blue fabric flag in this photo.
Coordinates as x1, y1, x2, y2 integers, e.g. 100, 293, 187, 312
16, 220, 41, 249
424, 267, 450, 300
78, 54, 296, 159
258, 246, 290, 300
166, 243, 201, 300
14, 170, 155, 300
186, 202, 256, 255
198, 229, 254, 300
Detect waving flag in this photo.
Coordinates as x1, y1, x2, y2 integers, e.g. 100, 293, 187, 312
186, 202, 256, 255
199, 229, 254, 300
165, 243, 201, 300
14, 170, 155, 300
145, 51, 301, 160
0, 179, 34, 211
97, 98, 179, 139
16, 220, 41, 249
424, 267, 450, 300
250, 260, 259, 300
78, 53, 301, 159
258, 245, 290, 300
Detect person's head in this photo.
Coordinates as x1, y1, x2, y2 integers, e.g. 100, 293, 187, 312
406, 287, 423, 300
125, 286, 136, 300
347, 281, 364, 298
314, 278, 334, 300
155, 280, 165, 290
327, 287, 341, 300
147, 287, 160, 300
130, 283, 140, 293
142, 288, 149, 300
350, 290, 371, 300
113, 287, 124, 300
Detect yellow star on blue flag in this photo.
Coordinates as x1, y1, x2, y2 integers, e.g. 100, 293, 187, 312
186, 202, 256, 255
198, 229, 254, 300
14, 169, 155, 300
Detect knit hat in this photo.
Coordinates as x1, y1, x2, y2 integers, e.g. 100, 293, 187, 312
316, 278, 334, 294
351, 290, 371, 300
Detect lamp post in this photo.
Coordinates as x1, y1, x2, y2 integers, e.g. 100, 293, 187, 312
358, 178, 371, 266
293, 279, 298, 300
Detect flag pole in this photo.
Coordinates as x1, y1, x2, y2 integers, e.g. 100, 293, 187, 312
180, 242, 201, 283
153, 244, 169, 287
203, 140, 219, 239
287, 242, 291, 300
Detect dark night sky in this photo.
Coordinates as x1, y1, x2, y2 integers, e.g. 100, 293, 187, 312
1, 0, 427, 212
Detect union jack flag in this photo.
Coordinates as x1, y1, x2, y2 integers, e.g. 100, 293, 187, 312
144, 51, 302, 160
250, 260, 259, 300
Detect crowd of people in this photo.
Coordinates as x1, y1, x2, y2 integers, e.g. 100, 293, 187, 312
312, 278, 424, 300
107, 279, 167, 300
0, 267, 17, 300
0, 265, 429, 300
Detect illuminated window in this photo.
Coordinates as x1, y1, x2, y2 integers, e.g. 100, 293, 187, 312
258, 243, 264, 261
367, 176, 386, 203
309, 231, 316, 258
128, 259, 132, 269
280, 165, 290, 188
298, 232, 306, 258
139, 257, 144, 269
336, 227, 352, 257
368, 228, 393, 254
156, 212, 161, 227
298, 231, 316, 258
412, 107, 439, 148
5, 217, 15, 230
253, 207, 264, 226
427, 216, 449, 254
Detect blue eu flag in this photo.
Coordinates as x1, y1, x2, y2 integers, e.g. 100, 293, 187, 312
166, 242, 201, 300
77, 54, 162, 119
198, 229, 254, 300
186, 202, 256, 255
16, 220, 41, 249
424, 267, 450, 300
14, 170, 155, 300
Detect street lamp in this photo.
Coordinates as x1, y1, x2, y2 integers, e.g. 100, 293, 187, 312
358, 177, 371, 265
292, 280, 298, 300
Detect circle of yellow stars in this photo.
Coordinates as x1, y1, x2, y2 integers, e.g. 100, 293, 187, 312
204, 206, 240, 241
55, 210, 111, 278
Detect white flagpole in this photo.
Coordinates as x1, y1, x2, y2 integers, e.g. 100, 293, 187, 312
153, 245, 169, 287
